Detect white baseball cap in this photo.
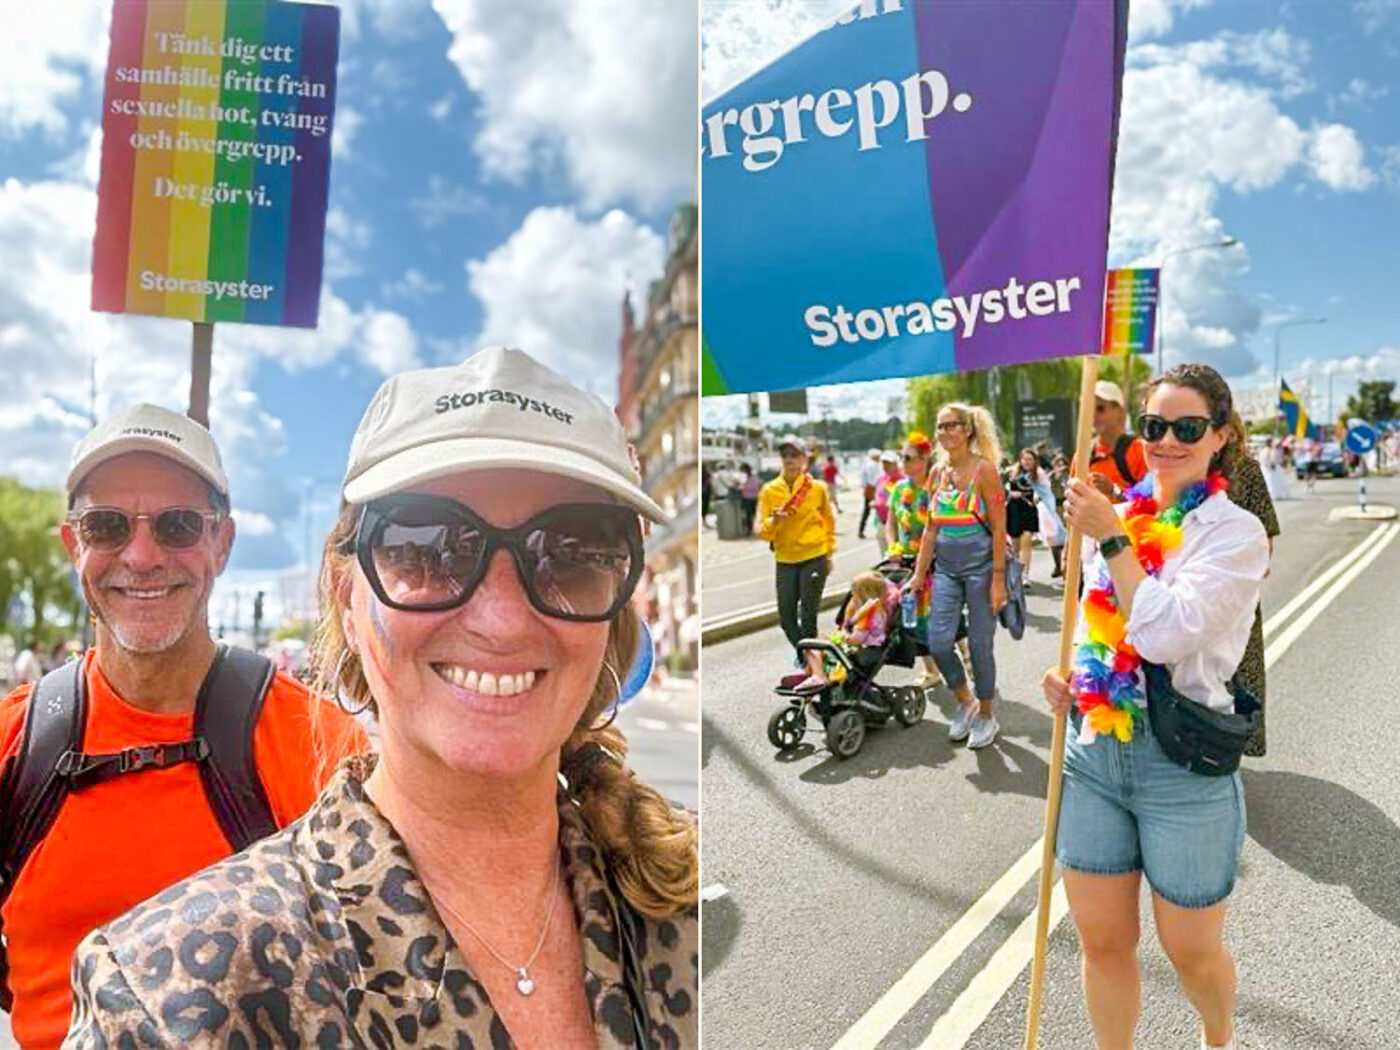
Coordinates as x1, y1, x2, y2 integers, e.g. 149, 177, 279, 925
342, 347, 666, 522
67, 403, 229, 498
1095, 380, 1127, 407
879, 449, 900, 464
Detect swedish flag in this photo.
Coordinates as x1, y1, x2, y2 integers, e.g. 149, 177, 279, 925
1279, 378, 1310, 438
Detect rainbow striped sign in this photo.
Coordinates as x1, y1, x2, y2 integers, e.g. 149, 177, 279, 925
1101, 267, 1160, 356
92, 0, 339, 328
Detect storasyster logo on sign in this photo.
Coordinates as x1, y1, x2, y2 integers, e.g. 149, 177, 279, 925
700, 0, 1127, 395
91, 0, 339, 328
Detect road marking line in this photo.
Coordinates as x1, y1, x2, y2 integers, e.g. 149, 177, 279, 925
635, 717, 670, 732
1262, 523, 1388, 637
679, 721, 701, 734
831, 842, 1045, 1050
1264, 522, 1398, 667
700, 883, 729, 902
915, 882, 1070, 1049
828, 522, 1397, 1050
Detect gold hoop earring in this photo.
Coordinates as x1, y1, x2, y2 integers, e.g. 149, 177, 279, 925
591, 662, 622, 731
332, 649, 374, 717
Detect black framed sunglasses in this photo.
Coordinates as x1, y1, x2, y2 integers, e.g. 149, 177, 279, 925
69, 507, 222, 550
350, 495, 644, 622
1138, 414, 1217, 444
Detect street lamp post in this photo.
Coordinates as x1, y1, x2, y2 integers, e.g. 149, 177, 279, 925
1154, 236, 1239, 377
1271, 317, 1326, 437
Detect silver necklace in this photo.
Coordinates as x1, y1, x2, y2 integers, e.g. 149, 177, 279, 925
429, 860, 563, 996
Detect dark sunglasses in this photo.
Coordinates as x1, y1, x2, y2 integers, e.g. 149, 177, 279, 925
1138, 414, 1217, 444
350, 495, 644, 622
69, 507, 221, 550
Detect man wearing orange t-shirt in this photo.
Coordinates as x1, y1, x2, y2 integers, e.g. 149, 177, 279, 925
0, 405, 365, 1049
1075, 380, 1148, 500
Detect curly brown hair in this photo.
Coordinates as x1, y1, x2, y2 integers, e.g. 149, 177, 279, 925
310, 502, 698, 918
1140, 363, 1244, 474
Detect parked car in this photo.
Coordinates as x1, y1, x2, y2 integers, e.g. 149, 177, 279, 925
1295, 442, 1348, 478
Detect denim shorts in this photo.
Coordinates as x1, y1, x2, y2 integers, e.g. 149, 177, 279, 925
1056, 710, 1246, 909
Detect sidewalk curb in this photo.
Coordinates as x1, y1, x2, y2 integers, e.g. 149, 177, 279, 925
701, 586, 847, 645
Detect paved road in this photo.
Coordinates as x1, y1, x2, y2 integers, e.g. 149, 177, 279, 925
701, 475, 1400, 1050
0, 681, 696, 1048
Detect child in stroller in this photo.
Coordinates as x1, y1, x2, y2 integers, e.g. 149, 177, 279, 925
768, 559, 930, 759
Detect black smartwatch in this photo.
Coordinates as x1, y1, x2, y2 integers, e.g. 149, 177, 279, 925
1099, 534, 1132, 560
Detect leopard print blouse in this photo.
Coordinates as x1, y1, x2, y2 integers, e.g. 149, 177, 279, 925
62, 756, 697, 1049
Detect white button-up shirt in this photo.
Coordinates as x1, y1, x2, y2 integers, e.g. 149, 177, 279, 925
1079, 490, 1269, 712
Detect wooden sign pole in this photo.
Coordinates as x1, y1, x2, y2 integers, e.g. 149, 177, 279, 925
1023, 353, 1100, 1050
189, 321, 213, 426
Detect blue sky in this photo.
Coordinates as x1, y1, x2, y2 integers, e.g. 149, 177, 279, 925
701, 0, 1400, 429
0, 0, 696, 627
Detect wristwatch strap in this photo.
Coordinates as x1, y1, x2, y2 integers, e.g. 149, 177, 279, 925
1100, 534, 1132, 559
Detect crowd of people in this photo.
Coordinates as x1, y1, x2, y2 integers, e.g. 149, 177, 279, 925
0, 348, 699, 1049
750, 367, 1278, 1050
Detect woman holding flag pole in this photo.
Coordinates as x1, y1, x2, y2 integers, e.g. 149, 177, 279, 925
1039, 364, 1268, 1050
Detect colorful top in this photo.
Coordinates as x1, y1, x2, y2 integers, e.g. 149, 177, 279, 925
874, 471, 902, 523
843, 584, 897, 647
887, 477, 934, 556
930, 472, 989, 539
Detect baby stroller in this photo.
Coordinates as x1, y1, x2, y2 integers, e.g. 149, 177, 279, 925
767, 557, 928, 760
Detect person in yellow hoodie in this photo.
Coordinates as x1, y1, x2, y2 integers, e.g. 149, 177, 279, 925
757, 438, 836, 689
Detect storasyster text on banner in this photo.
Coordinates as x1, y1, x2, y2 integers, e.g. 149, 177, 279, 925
91, 0, 339, 329
700, 0, 1128, 395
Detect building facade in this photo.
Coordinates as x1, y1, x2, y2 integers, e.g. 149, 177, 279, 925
617, 204, 698, 674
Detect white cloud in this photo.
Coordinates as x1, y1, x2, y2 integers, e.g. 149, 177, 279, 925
324, 206, 373, 280
465, 206, 664, 399
381, 267, 445, 302
1127, 0, 1213, 42
332, 106, 365, 159
1354, 0, 1400, 33
1109, 40, 1380, 377
361, 310, 422, 374
1331, 77, 1389, 111
409, 173, 486, 229
431, 0, 698, 211
1307, 124, 1378, 191
0, 0, 108, 136
1130, 28, 1313, 98
701, 0, 844, 102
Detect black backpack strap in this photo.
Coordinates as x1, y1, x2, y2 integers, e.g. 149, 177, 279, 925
194, 645, 278, 853
0, 660, 87, 1011
1114, 433, 1140, 486
606, 864, 652, 1049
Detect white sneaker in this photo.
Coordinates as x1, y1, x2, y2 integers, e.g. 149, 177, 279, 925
1202, 1034, 1237, 1050
949, 703, 976, 742
968, 715, 1000, 749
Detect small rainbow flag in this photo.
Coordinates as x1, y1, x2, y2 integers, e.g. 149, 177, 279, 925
1101, 267, 1160, 356
92, 0, 339, 328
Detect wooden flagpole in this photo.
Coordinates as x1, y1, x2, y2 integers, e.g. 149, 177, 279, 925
189, 321, 213, 426
1023, 353, 1099, 1050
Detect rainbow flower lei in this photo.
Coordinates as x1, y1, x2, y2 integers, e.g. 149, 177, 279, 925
1072, 473, 1229, 743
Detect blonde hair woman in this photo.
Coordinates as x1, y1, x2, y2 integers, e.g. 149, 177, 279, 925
65, 348, 698, 1050
905, 403, 1008, 749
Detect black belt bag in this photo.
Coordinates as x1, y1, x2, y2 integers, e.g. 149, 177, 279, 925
1143, 662, 1260, 777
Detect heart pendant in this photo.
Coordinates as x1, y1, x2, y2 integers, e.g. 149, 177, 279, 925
516, 970, 536, 996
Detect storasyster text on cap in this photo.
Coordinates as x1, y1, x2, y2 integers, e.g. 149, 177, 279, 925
342, 346, 667, 522
67, 403, 229, 498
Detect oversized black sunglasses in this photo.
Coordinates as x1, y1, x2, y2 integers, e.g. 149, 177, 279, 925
1138, 414, 1217, 444
69, 507, 222, 550
350, 495, 644, 622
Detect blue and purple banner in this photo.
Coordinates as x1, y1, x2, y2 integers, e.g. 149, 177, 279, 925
701, 0, 1128, 394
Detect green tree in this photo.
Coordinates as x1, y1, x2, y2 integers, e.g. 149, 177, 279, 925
905, 355, 1145, 459
0, 478, 81, 644
1345, 381, 1397, 424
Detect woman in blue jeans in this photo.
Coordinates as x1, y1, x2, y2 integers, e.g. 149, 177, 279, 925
1044, 364, 1268, 1050
906, 402, 1007, 750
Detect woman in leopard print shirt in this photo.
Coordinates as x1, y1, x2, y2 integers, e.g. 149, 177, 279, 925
65, 350, 698, 1049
